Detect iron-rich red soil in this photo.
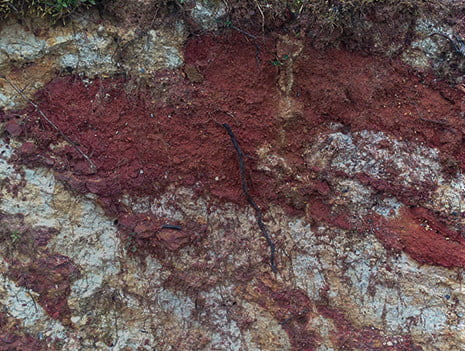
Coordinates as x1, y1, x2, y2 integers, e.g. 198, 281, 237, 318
0, 313, 46, 351
368, 206, 465, 268
0, 213, 80, 326
245, 277, 422, 350
2, 30, 464, 349
7, 31, 463, 264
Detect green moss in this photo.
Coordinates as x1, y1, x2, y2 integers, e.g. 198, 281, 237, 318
0, 0, 97, 19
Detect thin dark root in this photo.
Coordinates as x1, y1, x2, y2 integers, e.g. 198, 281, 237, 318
222, 123, 278, 273
161, 224, 183, 230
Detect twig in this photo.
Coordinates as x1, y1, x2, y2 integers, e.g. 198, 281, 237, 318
222, 123, 277, 273
26, 291, 38, 313
229, 24, 262, 64
161, 224, 183, 230
1, 75, 97, 171
253, 0, 265, 34
418, 117, 449, 126
230, 25, 258, 40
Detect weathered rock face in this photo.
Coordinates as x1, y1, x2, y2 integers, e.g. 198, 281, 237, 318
0, 12, 186, 109
1, 2, 465, 350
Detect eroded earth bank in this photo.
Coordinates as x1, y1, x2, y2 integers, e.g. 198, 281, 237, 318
1, 1, 465, 350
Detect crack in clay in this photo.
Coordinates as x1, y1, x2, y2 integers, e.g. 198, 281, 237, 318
222, 123, 277, 273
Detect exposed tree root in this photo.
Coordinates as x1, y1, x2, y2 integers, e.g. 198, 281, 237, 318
222, 123, 278, 273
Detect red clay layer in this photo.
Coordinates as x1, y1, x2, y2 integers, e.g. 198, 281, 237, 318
8, 33, 463, 200
8, 254, 80, 323
0, 213, 80, 325
369, 206, 465, 267
118, 212, 207, 256
0, 323, 45, 351
248, 278, 422, 351
2, 31, 464, 348
0, 310, 46, 351
4, 31, 463, 265
253, 279, 318, 350
317, 303, 423, 350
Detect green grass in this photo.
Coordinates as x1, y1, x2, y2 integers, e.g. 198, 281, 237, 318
0, 0, 97, 19
9, 229, 21, 243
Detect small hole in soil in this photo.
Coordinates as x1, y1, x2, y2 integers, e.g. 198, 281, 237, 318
113, 219, 119, 225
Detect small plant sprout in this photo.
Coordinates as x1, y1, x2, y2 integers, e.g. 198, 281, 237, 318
271, 54, 290, 66
10, 230, 21, 243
